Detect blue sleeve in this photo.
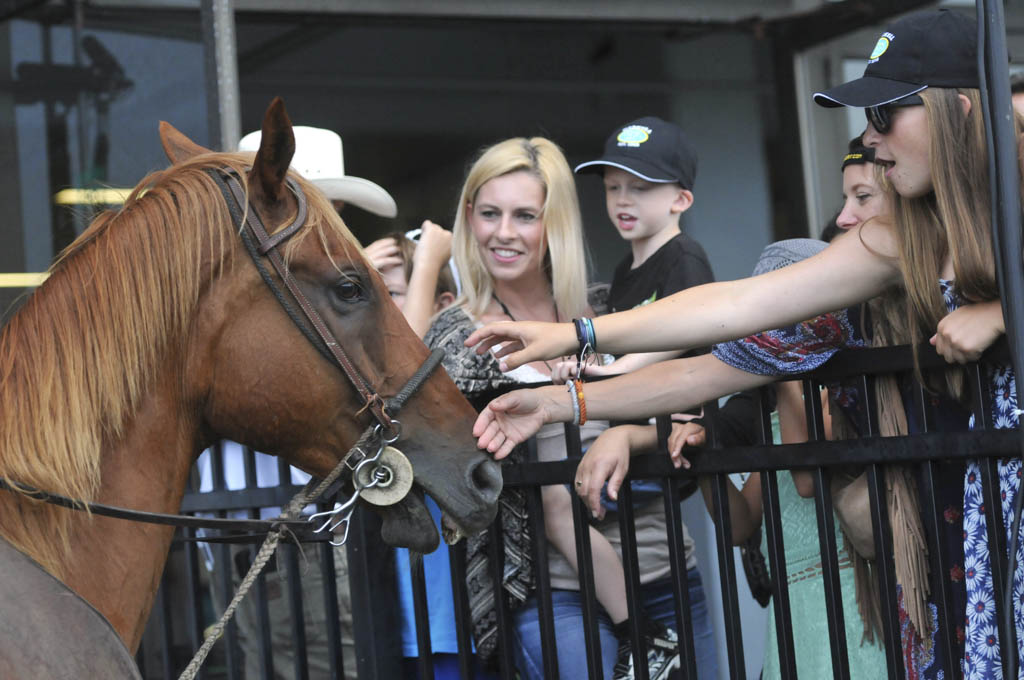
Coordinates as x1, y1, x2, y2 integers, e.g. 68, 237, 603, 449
711, 309, 865, 377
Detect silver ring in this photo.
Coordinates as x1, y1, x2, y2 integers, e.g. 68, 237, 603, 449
575, 480, 582, 487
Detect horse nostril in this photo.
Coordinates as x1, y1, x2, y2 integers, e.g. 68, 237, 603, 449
469, 457, 503, 504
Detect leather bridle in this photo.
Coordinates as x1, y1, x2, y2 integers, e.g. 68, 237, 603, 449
0, 166, 447, 538
210, 168, 396, 431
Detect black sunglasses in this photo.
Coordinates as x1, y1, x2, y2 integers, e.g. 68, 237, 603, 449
865, 94, 924, 134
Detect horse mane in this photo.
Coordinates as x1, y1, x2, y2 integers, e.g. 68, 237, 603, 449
0, 151, 363, 578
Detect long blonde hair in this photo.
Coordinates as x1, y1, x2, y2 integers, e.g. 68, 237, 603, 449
451, 137, 589, 319
889, 87, 1014, 392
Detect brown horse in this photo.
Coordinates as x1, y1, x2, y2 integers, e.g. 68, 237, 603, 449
0, 99, 500, 672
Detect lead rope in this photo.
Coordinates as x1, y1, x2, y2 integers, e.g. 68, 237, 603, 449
176, 424, 377, 680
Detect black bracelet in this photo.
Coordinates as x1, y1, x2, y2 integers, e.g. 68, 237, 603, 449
573, 318, 588, 352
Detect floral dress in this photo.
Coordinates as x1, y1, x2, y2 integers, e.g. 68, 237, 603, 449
950, 278, 1024, 680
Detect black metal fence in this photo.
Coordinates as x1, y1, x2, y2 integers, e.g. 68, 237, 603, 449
136, 338, 1019, 680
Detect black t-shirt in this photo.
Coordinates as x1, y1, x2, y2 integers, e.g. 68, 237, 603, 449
609, 232, 714, 314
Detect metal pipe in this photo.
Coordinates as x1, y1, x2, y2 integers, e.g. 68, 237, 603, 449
977, 0, 1024, 676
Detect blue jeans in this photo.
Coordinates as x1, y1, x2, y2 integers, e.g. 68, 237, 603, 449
512, 568, 717, 680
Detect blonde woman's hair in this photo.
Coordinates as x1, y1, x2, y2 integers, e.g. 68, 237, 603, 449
889, 87, 1018, 395
451, 137, 589, 319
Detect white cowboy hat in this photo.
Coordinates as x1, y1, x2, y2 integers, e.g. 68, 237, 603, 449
238, 126, 397, 218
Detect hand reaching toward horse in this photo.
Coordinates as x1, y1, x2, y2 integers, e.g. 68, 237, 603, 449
473, 385, 568, 459
666, 421, 704, 470
464, 320, 577, 372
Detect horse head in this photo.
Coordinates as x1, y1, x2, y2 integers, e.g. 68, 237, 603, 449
163, 99, 501, 552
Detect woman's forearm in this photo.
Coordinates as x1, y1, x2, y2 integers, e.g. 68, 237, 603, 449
541, 353, 774, 425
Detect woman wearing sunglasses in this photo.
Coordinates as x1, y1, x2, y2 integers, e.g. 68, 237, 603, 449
466, 9, 1018, 678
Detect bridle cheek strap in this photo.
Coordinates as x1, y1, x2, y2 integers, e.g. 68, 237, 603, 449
207, 168, 394, 430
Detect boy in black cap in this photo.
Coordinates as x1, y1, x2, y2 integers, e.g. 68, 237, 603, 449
571, 116, 714, 379
567, 117, 718, 680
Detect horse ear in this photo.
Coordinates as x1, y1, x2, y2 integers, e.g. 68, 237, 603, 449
247, 97, 295, 206
158, 121, 212, 164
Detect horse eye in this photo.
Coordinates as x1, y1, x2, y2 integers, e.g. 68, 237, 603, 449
334, 280, 362, 301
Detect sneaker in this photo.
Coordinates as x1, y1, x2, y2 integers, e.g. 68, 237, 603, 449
611, 619, 681, 680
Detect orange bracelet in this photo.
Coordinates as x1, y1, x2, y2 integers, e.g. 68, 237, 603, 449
573, 379, 587, 425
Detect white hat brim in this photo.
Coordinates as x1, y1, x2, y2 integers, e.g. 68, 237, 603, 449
312, 176, 398, 218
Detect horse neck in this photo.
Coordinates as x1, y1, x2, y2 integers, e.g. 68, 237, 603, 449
62, 377, 200, 652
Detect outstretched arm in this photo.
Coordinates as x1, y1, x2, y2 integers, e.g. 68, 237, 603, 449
465, 223, 900, 371
473, 353, 775, 458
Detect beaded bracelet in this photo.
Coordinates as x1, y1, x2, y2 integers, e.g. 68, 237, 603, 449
568, 379, 587, 426
567, 380, 581, 425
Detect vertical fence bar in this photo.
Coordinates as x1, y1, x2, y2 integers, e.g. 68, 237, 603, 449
656, 415, 698, 680
488, 519, 516, 680
448, 542, 474, 680
411, 552, 435, 680
281, 542, 309, 680
861, 375, 904, 680
210, 444, 243, 679
804, 379, 850, 680
565, 422, 605, 680
182, 532, 206, 680
318, 538, 345, 679
155, 576, 175, 680
911, 378, 960, 677
523, 437, 559, 679
617, 481, 651, 680
346, 511, 402, 680
709, 472, 746, 680
705, 399, 746, 680
755, 387, 796, 680
919, 460, 958, 674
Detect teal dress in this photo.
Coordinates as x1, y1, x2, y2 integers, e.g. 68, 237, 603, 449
760, 468, 887, 679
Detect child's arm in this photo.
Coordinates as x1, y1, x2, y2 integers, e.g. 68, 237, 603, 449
930, 300, 1005, 364
465, 222, 901, 369
573, 424, 658, 520
550, 350, 684, 383
402, 221, 452, 338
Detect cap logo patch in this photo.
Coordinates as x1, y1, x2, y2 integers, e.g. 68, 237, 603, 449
617, 125, 652, 148
869, 32, 894, 64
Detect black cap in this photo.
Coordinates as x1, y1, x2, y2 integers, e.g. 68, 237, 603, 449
814, 9, 978, 108
841, 134, 876, 171
575, 116, 697, 190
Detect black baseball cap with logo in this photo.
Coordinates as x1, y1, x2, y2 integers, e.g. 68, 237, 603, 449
814, 9, 978, 108
575, 116, 698, 190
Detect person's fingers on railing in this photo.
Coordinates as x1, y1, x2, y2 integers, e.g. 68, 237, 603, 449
931, 302, 1005, 364
550, 360, 576, 385
667, 422, 704, 469
575, 433, 628, 519
605, 459, 629, 510
579, 470, 606, 521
